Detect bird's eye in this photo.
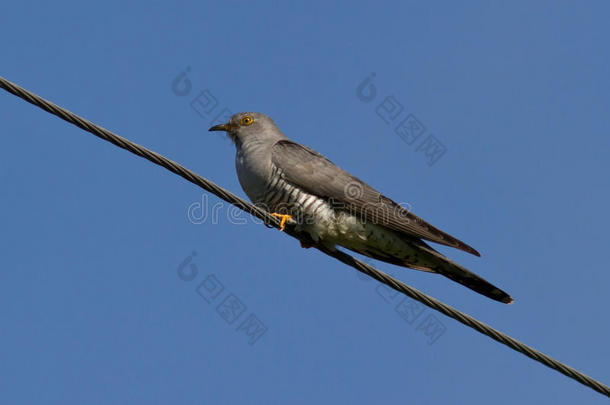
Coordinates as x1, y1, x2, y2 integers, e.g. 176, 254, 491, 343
240, 116, 254, 126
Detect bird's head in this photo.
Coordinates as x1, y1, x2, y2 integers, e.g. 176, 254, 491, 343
209, 112, 285, 145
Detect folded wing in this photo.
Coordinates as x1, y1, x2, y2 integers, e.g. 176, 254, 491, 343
271, 140, 480, 256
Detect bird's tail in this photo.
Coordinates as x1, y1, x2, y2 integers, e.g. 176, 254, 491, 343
425, 260, 513, 304
359, 242, 513, 304
411, 242, 513, 304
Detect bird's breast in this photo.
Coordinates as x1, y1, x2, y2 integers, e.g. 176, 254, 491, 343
235, 145, 273, 203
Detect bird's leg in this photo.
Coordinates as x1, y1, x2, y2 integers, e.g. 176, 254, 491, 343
270, 213, 293, 231
300, 240, 314, 249
296, 233, 318, 249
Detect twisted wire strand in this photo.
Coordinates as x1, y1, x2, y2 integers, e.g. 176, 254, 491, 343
1, 76, 608, 398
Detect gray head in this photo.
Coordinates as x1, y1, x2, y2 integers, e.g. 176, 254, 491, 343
209, 112, 287, 146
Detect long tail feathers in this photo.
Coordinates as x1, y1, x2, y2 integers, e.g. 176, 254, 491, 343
359, 243, 513, 304
412, 242, 513, 304
430, 260, 513, 304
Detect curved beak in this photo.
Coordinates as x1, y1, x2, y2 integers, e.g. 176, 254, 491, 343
209, 123, 232, 132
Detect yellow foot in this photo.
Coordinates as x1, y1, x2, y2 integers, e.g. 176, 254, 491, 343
270, 213, 293, 231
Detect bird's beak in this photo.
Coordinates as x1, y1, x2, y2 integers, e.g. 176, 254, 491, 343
209, 123, 233, 132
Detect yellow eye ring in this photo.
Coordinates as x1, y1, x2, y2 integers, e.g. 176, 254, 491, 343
240, 115, 254, 126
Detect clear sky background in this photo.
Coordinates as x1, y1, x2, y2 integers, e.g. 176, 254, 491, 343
1, 1, 609, 404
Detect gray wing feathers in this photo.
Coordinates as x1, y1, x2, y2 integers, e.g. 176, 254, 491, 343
271, 140, 481, 256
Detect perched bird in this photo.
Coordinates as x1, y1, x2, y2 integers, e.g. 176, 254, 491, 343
210, 112, 513, 304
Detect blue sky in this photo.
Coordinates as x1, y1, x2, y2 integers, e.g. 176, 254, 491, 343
1, 1, 609, 404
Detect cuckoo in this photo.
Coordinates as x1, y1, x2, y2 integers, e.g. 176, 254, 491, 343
210, 112, 513, 304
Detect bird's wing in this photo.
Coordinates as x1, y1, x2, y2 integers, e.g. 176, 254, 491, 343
271, 140, 480, 256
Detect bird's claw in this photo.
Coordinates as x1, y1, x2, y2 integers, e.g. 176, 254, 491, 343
270, 213, 293, 231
